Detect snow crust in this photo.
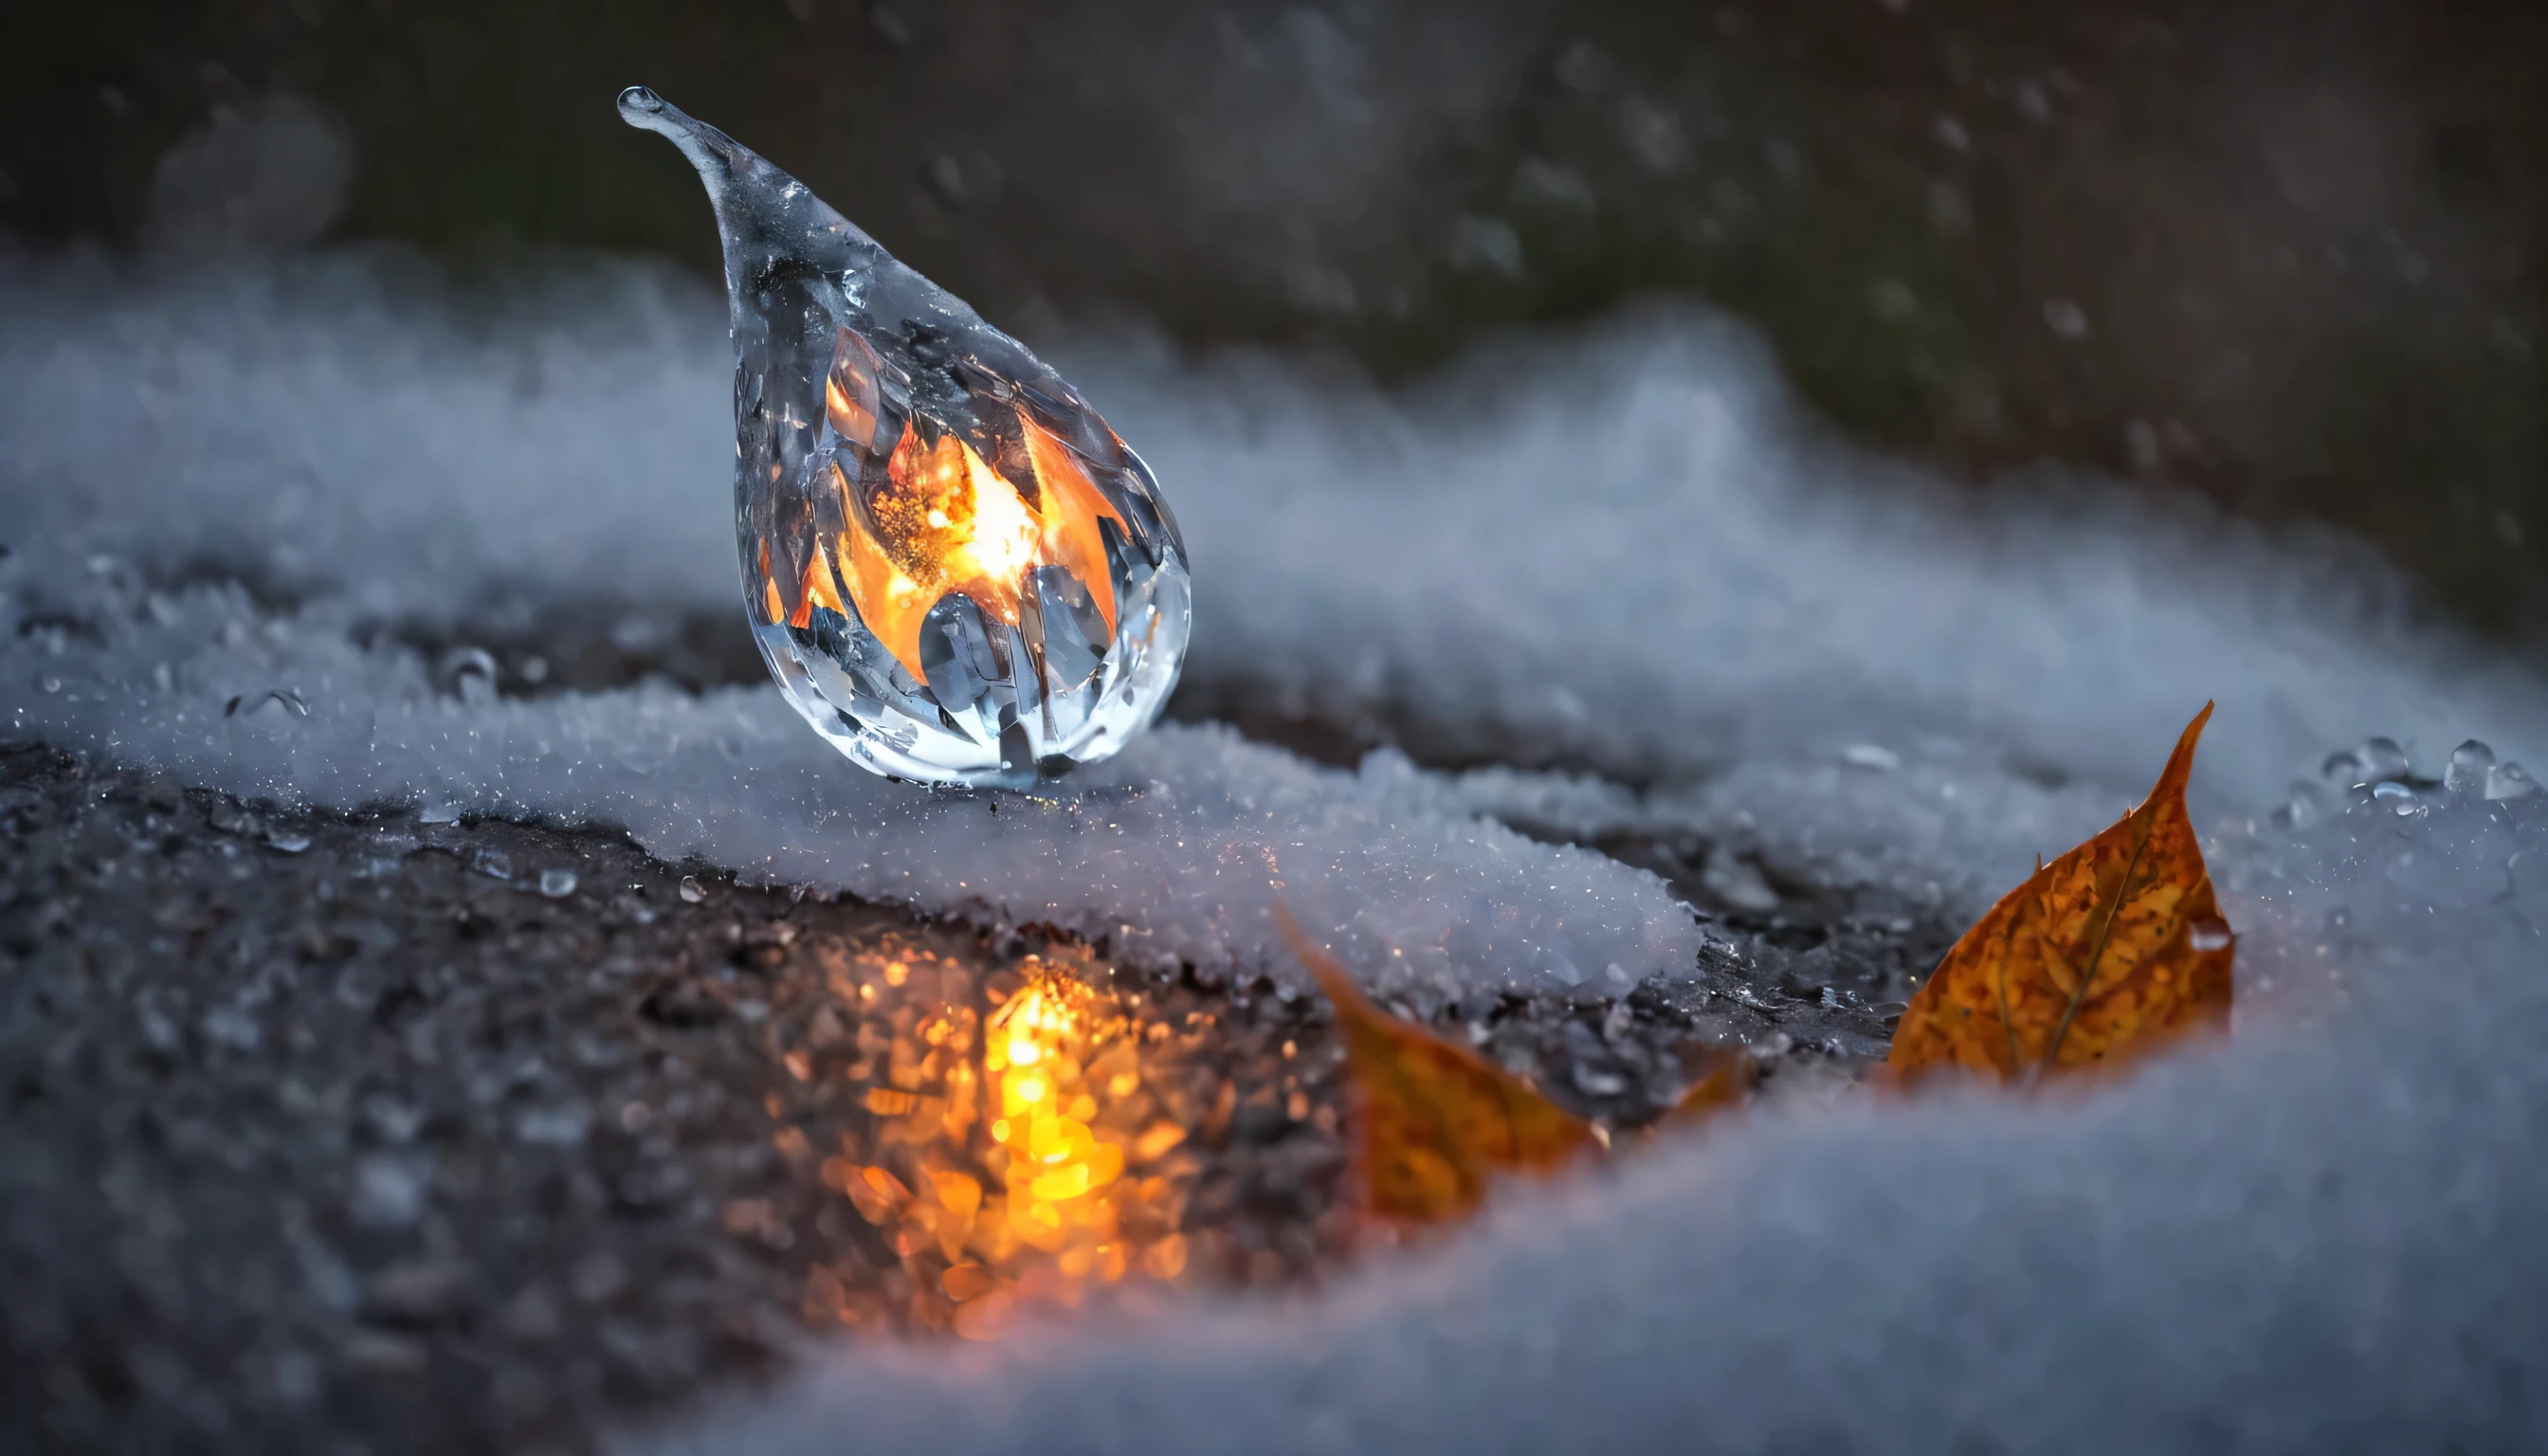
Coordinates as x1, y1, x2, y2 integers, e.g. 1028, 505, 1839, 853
1095, 314, 2548, 911
0, 253, 1696, 998
5, 249, 2545, 1448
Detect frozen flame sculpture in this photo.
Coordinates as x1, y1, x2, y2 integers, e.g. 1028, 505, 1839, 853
620, 86, 1190, 787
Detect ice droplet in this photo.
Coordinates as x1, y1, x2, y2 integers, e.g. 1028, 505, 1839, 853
349, 1155, 428, 1228
2277, 778, 2330, 829
2486, 761, 2540, 802
538, 868, 578, 898
266, 829, 312, 853
619, 88, 1191, 789
418, 802, 462, 825
2188, 916, 2233, 952
2445, 739, 2496, 795
438, 646, 499, 707
472, 847, 514, 881
1701, 846, 1779, 913
2371, 780, 2420, 815
1571, 1064, 1629, 1097
227, 688, 309, 722
2356, 737, 2411, 784
678, 874, 708, 903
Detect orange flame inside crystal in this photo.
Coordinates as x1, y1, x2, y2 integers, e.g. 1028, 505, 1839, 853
777, 405, 1128, 683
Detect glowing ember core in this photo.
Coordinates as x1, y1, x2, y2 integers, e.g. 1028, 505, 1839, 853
799, 405, 1131, 685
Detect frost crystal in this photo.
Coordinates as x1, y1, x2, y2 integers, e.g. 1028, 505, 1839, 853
620, 87, 1191, 788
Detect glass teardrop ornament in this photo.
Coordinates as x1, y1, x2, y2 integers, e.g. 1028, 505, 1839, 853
619, 86, 1191, 788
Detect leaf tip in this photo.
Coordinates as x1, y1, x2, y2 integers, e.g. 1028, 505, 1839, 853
1271, 898, 1363, 1013
2152, 701, 2214, 803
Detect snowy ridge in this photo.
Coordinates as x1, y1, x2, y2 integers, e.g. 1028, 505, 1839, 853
1124, 309, 2548, 801
1098, 312, 2548, 910
0, 573, 1695, 999
0, 254, 1698, 998
9, 254, 2543, 931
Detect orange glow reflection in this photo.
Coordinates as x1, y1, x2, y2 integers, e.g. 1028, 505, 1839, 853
782, 406, 1127, 682
800, 945, 1212, 1343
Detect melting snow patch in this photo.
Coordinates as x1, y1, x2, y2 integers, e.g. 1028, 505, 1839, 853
633, 786, 2548, 1454
6, 249, 2547, 1450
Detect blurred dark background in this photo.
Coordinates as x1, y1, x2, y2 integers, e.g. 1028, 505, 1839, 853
4, 1, 2542, 636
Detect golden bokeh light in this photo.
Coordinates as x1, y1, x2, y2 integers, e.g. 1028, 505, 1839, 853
760, 934, 1341, 1345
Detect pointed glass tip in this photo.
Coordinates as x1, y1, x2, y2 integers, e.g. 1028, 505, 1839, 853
618, 91, 1192, 789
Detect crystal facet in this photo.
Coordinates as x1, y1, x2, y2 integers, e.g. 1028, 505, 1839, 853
619, 87, 1191, 787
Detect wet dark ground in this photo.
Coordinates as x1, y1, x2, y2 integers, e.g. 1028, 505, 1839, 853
0, 737, 1923, 1455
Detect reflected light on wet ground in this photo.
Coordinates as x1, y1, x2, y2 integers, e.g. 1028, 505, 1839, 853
753, 935, 1352, 1340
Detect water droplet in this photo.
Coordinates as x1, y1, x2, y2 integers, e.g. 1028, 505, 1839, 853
2188, 916, 2233, 952
1841, 743, 1900, 772
2357, 737, 2411, 784
1701, 846, 1779, 913
2486, 761, 2540, 801
621, 90, 1190, 788
538, 868, 578, 898
2446, 738, 2496, 795
2371, 780, 2420, 815
2278, 778, 2330, 829
438, 646, 499, 707
1570, 1063, 1629, 1097
679, 874, 708, 903
228, 688, 309, 722
418, 802, 462, 825
37, 674, 62, 694
473, 847, 514, 881
267, 830, 312, 853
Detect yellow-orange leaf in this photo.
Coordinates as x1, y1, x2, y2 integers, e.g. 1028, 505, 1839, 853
1274, 903, 1598, 1225
1885, 702, 2234, 1085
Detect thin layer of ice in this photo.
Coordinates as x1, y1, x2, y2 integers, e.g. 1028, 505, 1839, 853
2, 579, 1688, 1000
635, 786, 2548, 1454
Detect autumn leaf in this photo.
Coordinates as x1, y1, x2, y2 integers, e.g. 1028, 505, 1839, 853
1273, 902, 1598, 1225
1885, 702, 2234, 1085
